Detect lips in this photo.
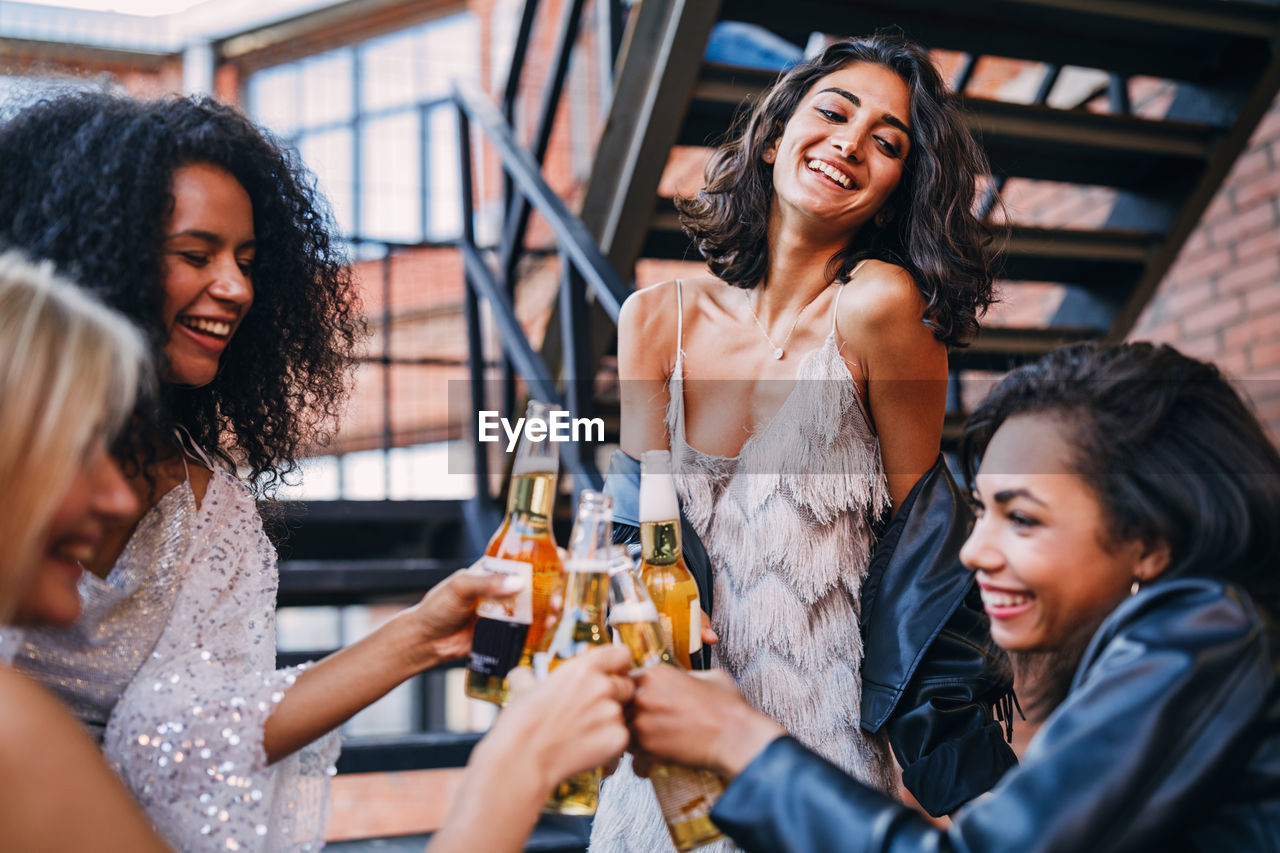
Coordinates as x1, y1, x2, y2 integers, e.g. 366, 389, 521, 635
178, 316, 233, 339
806, 158, 855, 190
978, 583, 1035, 619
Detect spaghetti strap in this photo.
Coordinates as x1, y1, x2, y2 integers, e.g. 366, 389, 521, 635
831, 259, 871, 334
174, 425, 217, 474
675, 278, 685, 355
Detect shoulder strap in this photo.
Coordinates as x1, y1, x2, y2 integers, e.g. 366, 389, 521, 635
831, 259, 871, 334
675, 278, 685, 354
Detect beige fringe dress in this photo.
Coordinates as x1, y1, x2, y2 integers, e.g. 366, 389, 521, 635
590, 271, 898, 852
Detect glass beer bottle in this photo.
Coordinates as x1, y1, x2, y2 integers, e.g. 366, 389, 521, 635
538, 490, 614, 815
608, 557, 726, 851
465, 399, 563, 705
638, 449, 703, 669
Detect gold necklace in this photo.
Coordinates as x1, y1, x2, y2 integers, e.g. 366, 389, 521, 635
742, 288, 822, 360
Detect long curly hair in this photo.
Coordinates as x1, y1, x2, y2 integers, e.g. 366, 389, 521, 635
0, 90, 363, 494
677, 33, 998, 347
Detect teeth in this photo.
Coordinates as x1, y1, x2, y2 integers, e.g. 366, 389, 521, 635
981, 589, 1033, 609
807, 159, 851, 188
180, 317, 231, 338
50, 543, 94, 563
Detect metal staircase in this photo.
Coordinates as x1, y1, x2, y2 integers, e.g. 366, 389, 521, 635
278, 1, 1280, 848
581, 0, 1280, 438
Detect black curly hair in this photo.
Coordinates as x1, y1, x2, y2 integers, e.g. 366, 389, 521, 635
677, 33, 999, 347
0, 90, 363, 494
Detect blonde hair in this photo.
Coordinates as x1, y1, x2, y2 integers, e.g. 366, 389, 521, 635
0, 251, 148, 622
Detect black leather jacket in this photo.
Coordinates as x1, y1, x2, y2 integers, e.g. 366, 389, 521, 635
603, 451, 1016, 816
712, 578, 1280, 852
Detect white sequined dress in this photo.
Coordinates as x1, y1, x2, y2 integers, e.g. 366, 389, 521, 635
0, 466, 340, 852
590, 275, 898, 852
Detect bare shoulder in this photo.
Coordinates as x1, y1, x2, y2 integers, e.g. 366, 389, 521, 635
836, 260, 945, 377
838, 260, 927, 329
618, 276, 722, 377
0, 666, 86, 753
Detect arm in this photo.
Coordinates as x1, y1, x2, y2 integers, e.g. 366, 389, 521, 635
837, 263, 947, 512
0, 668, 173, 852
860, 457, 1017, 816
618, 282, 677, 459
428, 646, 635, 853
643, 581, 1269, 853
263, 568, 522, 761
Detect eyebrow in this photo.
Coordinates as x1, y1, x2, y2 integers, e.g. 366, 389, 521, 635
167, 229, 256, 251
816, 87, 911, 136
992, 487, 1047, 507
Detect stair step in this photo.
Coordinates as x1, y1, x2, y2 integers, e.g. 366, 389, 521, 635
950, 325, 1102, 371
337, 731, 483, 774
720, 0, 1279, 89
264, 499, 469, 562
277, 558, 466, 606
645, 200, 1156, 290
681, 63, 1216, 191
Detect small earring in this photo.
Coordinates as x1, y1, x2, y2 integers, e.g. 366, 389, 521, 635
875, 210, 891, 228
763, 150, 775, 164
1130, 579, 1142, 596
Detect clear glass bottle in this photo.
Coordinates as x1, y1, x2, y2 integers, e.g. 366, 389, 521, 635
538, 489, 614, 815
465, 399, 563, 705
607, 555, 726, 851
638, 449, 703, 670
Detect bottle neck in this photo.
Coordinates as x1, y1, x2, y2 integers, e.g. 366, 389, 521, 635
640, 519, 681, 565
508, 471, 555, 522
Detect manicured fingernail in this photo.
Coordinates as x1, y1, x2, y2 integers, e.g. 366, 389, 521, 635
498, 576, 526, 594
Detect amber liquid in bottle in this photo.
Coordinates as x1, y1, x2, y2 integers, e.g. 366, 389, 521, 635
465, 401, 564, 706
610, 601, 725, 851
540, 491, 613, 816
638, 520, 703, 671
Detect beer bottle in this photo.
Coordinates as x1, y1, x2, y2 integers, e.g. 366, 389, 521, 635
608, 557, 726, 851
538, 489, 614, 815
465, 399, 563, 705
638, 449, 703, 669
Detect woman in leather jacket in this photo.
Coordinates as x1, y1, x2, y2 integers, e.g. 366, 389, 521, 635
629, 341, 1280, 852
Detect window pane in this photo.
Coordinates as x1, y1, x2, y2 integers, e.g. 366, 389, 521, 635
300, 49, 354, 127
360, 28, 418, 112
248, 65, 299, 137
425, 105, 461, 239
299, 128, 354, 236
418, 14, 479, 100
361, 110, 421, 242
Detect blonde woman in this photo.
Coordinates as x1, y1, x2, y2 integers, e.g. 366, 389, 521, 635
0, 250, 175, 851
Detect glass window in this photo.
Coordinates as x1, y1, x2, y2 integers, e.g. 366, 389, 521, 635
246, 12, 477, 242
361, 111, 421, 242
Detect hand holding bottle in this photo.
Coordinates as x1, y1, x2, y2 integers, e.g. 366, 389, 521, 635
400, 565, 529, 669
629, 665, 786, 779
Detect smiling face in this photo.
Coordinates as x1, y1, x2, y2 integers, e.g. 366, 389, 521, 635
764, 61, 911, 238
960, 413, 1168, 653
12, 437, 138, 626
161, 162, 255, 387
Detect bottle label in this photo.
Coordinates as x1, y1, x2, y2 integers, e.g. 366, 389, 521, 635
467, 557, 534, 679
651, 766, 720, 824
475, 556, 533, 623
689, 599, 703, 655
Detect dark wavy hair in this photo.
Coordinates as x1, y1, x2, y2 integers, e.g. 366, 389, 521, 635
962, 342, 1280, 604
677, 33, 998, 347
0, 90, 362, 494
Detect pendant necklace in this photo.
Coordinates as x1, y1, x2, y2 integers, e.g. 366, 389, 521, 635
742, 287, 822, 360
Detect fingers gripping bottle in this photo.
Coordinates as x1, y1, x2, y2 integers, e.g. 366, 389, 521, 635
538, 490, 614, 815
608, 555, 726, 851
638, 450, 703, 670
465, 399, 564, 705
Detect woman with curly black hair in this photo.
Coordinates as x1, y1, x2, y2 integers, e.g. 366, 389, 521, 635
596, 33, 1009, 852
0, 90, 519, 852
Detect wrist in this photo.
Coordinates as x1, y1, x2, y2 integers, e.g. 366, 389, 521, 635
386, 606, 442, 676
711, 703, 786, 778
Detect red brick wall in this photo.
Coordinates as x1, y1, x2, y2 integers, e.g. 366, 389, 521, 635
1131, 98, 1280, 444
